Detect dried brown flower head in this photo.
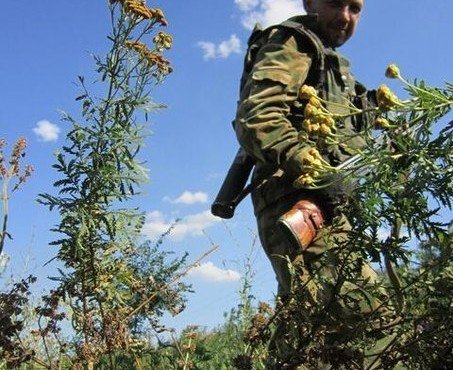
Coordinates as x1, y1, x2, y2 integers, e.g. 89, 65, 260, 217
124, 40, 173, 74
121, 1, 168, 25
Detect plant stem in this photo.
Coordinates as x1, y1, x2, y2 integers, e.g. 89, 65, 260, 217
127, 245, 219, 319
0, 178, 9, 255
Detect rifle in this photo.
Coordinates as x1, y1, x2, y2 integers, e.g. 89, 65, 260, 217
211, 148, 254, 219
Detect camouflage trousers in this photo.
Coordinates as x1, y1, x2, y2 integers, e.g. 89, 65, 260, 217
256, 194, 401, 369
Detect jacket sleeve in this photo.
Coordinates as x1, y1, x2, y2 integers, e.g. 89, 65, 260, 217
234, 30, 314, 181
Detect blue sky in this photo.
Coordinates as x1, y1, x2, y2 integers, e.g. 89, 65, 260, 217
1, 0, 452, 334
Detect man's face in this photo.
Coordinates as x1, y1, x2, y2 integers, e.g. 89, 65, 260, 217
304, 0, 364, 47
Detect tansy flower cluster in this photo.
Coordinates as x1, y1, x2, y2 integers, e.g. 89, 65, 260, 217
374, 65, 405, 128
153, 32, 172, 51
124, 40, 149, 55
293, 148, 334, 188
299, 85, 336, 137
114, 0, 168, 26
290, 63, 452, 190
124, 40, 172, 74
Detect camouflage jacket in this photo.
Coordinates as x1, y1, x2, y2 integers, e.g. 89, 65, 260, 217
234, 15, 371, 216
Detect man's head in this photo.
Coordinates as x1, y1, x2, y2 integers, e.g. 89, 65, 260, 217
303, 0, 364, 48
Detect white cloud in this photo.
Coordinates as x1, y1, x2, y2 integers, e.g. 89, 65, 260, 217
0, 253, 10, 274
33, 120, 61, 142
197, 41, 217, 60
198, 34, 241, 60
218, 35, 241, 58
236, 0, 302, 30
197, 1, 302, 59
142, 210, 221, 241
188, 261, 241, 282
235, 0, 260, 12
165, 191, 208, 205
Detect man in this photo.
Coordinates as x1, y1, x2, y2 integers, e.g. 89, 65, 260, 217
233, 0, 393, 368
306, 0, 363, 47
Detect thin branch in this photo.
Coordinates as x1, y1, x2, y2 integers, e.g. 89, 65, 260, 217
126, 245, 219, 319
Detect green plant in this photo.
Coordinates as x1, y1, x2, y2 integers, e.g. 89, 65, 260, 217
0, 138, 37, 369
0, 276, 40, 369
240, 67, 452, 369
0, 137, 33, 256
35, 1, 189, 368
182, 251, 268, 370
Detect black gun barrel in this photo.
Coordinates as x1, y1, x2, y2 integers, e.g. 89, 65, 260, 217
211, 148, 255, 219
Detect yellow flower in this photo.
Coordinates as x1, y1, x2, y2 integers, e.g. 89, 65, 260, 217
308, 96, 322, 108
302, 155, 313, 166
310, 123, 320, 134
308, 147, 321, 158
302, 119, 320, 134
121, 1, 168, 25
374, 117, 391, 130
385, 64, 400, 79
143, 51, 173, 73
292, 147, 332, 188
300, 148, 322, 166
153, 32, 173, 51
320, 115, 335, 128
124, 40, 173, 74
124, 40, 147, 53
376, 84, 403, 111
150, 8, 168, 26
319, 123, 332, 136
302, 119, 312, 132
311, 158, 323, 168
304, 103, 319, 119
123, 0, 152, 19
299, 85, 318, 100
293, 173, 314, 188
